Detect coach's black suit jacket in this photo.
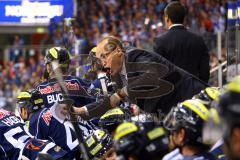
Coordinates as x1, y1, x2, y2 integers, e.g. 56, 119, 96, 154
125, 47, 208, 115
153, 25, 210, 83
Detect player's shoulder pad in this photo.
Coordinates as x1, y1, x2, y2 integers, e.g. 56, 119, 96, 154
0, 109, 13, 119
67, 75, 92, 87
35, 80, 50, 89
0, 109, 22, 127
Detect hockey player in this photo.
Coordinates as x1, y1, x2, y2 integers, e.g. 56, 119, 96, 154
88, 46, 113, 95
0, 108, 67, 160
98, 107, 132, 135
36, 47, 99, 136
209, 76, 240, 160
163, 99, 216, 160
192, 87, 225, 159
36, 47, 97, 109
16, 89, 93, 159
114, 121, 169, 160
84, 129, 115, 160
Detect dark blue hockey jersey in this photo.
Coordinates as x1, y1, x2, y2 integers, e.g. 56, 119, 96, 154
0, 109, 66, 160
36, 75, 98, 108
28, 106, 97, 158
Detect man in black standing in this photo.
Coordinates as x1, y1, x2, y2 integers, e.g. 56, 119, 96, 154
153, 1, 210, 83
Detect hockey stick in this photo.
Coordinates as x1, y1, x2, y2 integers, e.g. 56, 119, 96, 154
51, 61, 89, 160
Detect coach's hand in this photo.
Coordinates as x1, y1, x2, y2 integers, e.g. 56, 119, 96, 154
60, 105, 87, 116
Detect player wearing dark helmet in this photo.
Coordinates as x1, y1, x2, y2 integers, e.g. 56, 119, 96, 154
84, 129, 115, 160
0, 107, 67, 160
213, 76, 240, 160
98, 107, 132, 135
193, 87, 224, 160
16, 90, 45, 121
16, 90, 82, 159
37, 47, 97, 108
84, 46, 114, 98
36, 46, 98, 134
163, 99, 216, 160
114, 121, 168, 160
44, 47, 71, 69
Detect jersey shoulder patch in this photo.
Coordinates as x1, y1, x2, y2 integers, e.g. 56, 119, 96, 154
0, 109, 12, 119
41, 110, 52, 126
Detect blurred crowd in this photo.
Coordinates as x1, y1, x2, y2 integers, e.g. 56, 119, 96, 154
0, 52, 45, 101
0, 0, 227, 100
43, 0, 227, 52
73, 0, 226, 50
